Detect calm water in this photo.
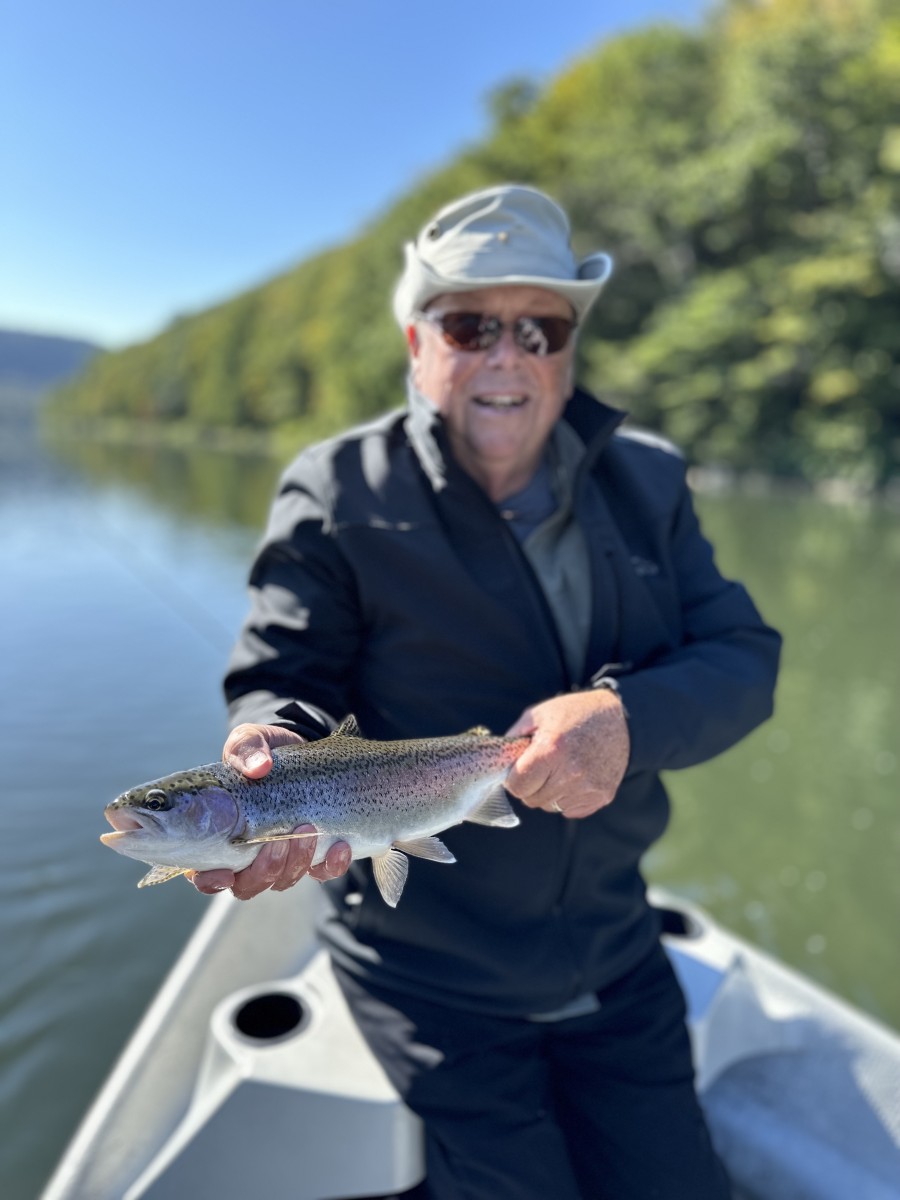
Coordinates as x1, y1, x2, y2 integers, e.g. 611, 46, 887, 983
1, 435, 898, 1199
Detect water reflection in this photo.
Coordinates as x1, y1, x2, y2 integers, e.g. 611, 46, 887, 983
650, 493, 900, 1026
49, 435, 283, 532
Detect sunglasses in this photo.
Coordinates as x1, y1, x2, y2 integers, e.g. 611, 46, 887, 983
416, 310, 576, 356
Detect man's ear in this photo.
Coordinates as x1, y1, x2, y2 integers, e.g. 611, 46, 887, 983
405, 323, 420, 355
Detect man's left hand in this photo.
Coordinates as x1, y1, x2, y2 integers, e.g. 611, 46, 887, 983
504, 689, 630, 819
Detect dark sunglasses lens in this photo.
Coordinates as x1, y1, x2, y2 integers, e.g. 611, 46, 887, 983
438, 313, 497, 351
434, 312, 573, 354
516, 317, 574, 355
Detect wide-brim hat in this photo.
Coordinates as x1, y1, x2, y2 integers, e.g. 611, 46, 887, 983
393, 184, 613, 328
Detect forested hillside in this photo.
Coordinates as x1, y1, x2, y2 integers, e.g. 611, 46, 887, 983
44, 0, 900, 487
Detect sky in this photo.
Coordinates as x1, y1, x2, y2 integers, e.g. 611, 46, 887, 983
2, 0, 709, 350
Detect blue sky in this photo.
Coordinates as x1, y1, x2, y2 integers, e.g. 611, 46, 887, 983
2, 0, 708, 348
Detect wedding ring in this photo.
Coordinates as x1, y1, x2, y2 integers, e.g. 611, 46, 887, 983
551, 800, 564, 814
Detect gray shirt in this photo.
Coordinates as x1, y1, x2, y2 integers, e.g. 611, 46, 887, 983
495, 421, 592, 683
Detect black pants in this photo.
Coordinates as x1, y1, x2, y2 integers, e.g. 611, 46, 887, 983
334, 944, 731, 1200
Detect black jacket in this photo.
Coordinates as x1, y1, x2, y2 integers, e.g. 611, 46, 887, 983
225, 387, 781, 1014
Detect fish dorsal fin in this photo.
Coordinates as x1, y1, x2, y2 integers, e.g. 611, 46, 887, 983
371, 849, 409, 908
393, 835, 456, 864
332, 714, 362, 739
465, 784, 520, 829
138, 864, 189, 888
464, 725, 491, 736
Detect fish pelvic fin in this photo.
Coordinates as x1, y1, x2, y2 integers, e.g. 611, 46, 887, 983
332, 714, 362, 738
372, 849, 409, 908
138, 864, 190, 888
465, 784, 520, 829
392, 835, 456, 864
235, 829, 319, 846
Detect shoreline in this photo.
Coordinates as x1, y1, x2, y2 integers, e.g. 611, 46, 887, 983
38, 415, 900, 511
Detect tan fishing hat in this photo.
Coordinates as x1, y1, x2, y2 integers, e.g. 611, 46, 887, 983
393, 184, 613, 327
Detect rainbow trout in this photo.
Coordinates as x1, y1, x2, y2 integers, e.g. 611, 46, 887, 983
101, 716, 527, 906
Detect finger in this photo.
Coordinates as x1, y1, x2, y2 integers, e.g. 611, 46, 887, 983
224, 724, 275, 779
504, 752, 553, 806
270, 825, 320, 891
223, 724, 306, 779
186, 867, 235, 895
230, 840, 293, 900
308, 839, 352, 882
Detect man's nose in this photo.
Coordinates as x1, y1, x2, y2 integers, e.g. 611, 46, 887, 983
483, 326, 523, 364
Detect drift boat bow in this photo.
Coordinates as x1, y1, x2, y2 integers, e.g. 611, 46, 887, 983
41, 887, 900, 1200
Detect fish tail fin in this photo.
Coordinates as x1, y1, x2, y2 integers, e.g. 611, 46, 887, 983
371, 849, 409, 908
138, 864, 189, 888
465, 784, 520, 828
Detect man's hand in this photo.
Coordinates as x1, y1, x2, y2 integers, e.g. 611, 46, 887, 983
188, 723, 352, 900
504, 690, 630, 819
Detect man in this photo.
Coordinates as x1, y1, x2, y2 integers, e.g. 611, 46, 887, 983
192, 185, 781, 1198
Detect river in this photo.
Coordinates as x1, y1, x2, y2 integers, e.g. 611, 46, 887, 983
1, 432, 898, 1199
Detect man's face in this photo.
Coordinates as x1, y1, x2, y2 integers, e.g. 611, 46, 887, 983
408, 285, 577, 500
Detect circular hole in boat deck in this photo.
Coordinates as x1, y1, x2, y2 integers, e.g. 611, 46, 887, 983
233, 991, 309, 1041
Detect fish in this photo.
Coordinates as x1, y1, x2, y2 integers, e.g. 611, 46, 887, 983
101, 715, 528, 907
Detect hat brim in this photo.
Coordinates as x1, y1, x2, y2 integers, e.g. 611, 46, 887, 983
393, 247, 614, 327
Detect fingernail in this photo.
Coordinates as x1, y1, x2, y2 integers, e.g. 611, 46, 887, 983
246, 751, 268, 770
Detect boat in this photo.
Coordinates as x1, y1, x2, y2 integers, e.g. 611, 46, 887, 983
41, 884, 900, 1200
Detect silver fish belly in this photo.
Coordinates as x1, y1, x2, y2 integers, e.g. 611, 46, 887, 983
101, 716, 528, 906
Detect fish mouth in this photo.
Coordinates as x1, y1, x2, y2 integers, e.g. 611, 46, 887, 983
100, 830, 130, 846
101, 808, 160, 844
104, 809, 146, 832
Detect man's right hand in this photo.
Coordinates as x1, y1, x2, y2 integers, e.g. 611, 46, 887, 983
187, 723, 352, 900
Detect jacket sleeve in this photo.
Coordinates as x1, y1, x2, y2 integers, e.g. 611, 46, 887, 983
223, 455, 362, 740
614, 475, 782, 775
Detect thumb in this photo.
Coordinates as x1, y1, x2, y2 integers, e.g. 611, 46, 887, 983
224, 723, 304, 778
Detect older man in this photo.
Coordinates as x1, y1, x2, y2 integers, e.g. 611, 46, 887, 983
193, 185, 780, 1198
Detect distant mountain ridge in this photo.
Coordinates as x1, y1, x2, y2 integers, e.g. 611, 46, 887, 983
0, 329, 104, 444
0, 328, 102, 391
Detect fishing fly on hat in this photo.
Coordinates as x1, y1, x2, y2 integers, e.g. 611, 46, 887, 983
393, 184, 613, 328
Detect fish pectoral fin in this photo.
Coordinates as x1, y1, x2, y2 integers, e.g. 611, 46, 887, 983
465, 784, 520, 829
371, 849, 409, 908
392, 835, 456, 864
332, 714, 363, 738
235, 830, 319, 846
138, 864, 189, 888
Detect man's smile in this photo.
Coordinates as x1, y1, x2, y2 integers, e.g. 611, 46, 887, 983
472, 394, 528, 409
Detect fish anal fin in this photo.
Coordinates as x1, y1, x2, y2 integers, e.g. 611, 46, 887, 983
465, 784, 520, 829
371, 849, 409, 908
333, 714, 362, 738
392, 835, 456, 864
138, 864, 189, 888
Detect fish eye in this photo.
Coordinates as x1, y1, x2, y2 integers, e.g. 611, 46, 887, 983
143, 789, 169, 812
